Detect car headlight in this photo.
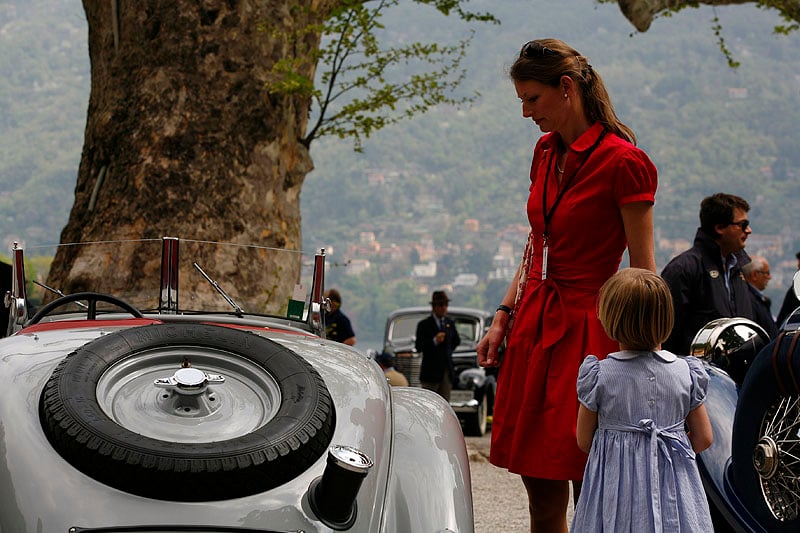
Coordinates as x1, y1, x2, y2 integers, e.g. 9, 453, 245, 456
459, 367, 486, 389
690, 317, 769, 385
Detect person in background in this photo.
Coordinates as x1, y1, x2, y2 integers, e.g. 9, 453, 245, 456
375, 351, 409, 387
415, 290, 460, 401
324, 288, 356, 346
661, 193, 758, 355
742, 254, 778, 339
476, 38, 658, 533
775, 251, 800, 328
572, 268, 713, 532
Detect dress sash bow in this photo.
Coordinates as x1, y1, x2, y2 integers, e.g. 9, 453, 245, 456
601, 418, 694, 532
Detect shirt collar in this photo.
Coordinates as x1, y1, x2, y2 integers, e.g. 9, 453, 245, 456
608, 350, 677, 362
539, 122, 606, 153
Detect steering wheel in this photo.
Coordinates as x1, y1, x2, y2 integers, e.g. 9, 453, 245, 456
27, 291, 144, 325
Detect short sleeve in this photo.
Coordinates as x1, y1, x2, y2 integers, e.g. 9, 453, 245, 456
685, 356, 709, 409
612, 146, 657, 207
577, 355, 601, 411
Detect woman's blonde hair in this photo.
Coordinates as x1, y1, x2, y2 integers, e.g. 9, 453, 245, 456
598, 268, 674, 351
510, 38, 636, 145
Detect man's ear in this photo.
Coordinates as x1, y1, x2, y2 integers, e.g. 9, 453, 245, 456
713, 224, 726, 239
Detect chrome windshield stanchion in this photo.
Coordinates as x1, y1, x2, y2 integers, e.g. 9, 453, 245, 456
158, 237, 180, 314
308, 248, 326, 337
4, 242, 28, 336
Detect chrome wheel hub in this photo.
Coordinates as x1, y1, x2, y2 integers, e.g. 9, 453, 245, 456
96, 346, 282, 443
756, 395, 800, 521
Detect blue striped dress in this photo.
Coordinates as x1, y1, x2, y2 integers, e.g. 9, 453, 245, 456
571, 350, 713, 532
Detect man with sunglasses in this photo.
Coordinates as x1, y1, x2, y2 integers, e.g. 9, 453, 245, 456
661, 192, 759, 354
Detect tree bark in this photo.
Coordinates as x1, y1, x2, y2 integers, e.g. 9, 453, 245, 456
617, 0, 785, 31
48, 0, 335, 311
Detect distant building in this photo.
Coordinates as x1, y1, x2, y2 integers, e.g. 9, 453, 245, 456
412, 261, 437, 278
464, 219, 479, 232
453, 273, 479, 287
345, 259, 371, 276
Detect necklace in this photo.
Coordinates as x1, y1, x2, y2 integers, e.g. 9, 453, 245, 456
555, 157, 565, 174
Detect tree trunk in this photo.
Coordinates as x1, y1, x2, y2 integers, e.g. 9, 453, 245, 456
47, 0, 332, 311
618, 0, 765, 31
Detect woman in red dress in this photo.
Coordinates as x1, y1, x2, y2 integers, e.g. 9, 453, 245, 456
477, 39, 658, 533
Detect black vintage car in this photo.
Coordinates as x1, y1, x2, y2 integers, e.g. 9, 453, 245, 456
382, 306, 496, 436
690, 271, 800, 532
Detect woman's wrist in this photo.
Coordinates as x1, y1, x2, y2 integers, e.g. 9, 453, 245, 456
496, 304, 513, 316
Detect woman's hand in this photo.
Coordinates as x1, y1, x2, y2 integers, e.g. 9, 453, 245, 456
478, 313, 509, 368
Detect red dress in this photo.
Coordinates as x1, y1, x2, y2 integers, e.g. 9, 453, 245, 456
489, 123, 658, 480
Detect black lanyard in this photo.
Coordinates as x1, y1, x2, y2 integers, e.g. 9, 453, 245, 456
541, 129, 607, 239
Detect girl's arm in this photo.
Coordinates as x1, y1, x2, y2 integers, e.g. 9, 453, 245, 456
621, 201, 656, 272
576, 404, 598, 453
686, 404, 713, 453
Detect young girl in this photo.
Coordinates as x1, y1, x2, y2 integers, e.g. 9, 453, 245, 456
571, 268, 713, 532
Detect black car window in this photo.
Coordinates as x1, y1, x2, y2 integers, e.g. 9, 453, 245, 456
388, 313, 427, 343
454, 318, 478, 343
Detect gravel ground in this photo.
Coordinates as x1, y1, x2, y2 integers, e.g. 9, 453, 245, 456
467, 431, 575, 533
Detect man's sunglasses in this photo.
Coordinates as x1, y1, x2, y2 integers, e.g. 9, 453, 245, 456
520, 41, 560, 59
727, 219, 750, 231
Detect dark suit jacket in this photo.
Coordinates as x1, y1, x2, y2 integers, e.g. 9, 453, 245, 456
415, 314, 461, 383
746, 283, 778, 339
776, 284, 800, 328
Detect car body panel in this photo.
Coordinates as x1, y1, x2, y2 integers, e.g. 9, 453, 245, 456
381, 387, 473, 533
696, 365, 765, 533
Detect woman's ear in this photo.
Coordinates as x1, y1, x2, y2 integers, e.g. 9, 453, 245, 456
560, 75, 573, 97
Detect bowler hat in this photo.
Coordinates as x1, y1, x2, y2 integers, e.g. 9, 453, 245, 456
430, 290, 450, 305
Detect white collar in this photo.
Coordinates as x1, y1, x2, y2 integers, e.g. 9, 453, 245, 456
608, 350, 677, 362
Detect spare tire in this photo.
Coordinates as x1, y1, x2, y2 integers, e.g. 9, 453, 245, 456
40, 323, 335, 501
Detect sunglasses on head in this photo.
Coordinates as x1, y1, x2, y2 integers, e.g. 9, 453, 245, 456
520, 41, 560, 59
727, 219, 750, 231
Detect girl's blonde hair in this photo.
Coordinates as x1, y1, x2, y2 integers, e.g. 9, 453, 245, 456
598, 268, 674, 351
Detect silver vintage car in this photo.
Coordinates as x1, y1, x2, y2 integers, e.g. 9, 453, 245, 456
0, 237, 473, 532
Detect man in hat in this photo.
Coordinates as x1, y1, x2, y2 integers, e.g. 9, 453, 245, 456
414, 290, 460, 400
375, 351, 409, 387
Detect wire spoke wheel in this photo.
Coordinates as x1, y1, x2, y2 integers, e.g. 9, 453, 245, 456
755, 395, 800, 521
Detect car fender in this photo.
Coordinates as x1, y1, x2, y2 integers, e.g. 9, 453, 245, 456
696, 364, 764, 531
381, 387, 473, 533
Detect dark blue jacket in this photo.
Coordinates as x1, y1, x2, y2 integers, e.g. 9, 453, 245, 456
661, 229, 757, 355
746, 283, 778, 339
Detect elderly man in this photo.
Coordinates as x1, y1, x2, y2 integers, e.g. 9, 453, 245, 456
661, 193, 759, 354
742, 255, 778, 339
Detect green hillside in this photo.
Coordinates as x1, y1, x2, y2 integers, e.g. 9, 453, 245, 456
2, 0, 800, 344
